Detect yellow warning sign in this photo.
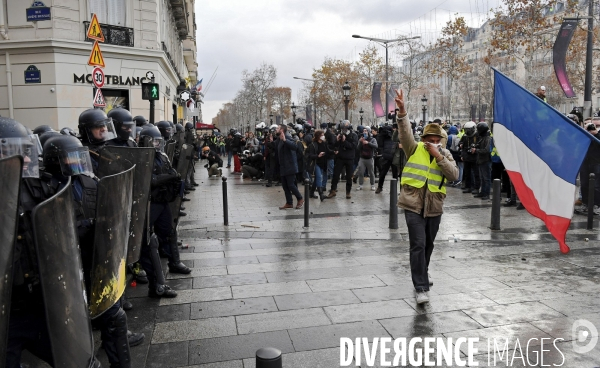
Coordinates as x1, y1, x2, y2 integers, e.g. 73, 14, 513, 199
87, 14, 105, 42
88, 41, 105, 68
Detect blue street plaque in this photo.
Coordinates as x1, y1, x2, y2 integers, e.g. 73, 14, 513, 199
27, 1, 51, 22
24, 65, 41, 84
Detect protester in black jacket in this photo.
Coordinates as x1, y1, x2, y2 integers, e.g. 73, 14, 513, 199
459, 121, 480, 195
375, 125, 398, 193
327, 120, 358, 199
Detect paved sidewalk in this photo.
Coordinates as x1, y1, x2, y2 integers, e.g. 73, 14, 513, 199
24, 164, 600, 367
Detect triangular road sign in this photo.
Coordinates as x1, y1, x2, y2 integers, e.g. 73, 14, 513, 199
88, 41, 105, 68
93, 89, 106, 107
87, 14, 105, 42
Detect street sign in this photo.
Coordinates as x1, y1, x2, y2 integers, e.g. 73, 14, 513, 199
92, 67, 105, 88
87, 14, 105, 42
180, 91, 190, 101
26, 1, 51, 22
142, 83, 160, 101
87, 41, 105, 68
24, 65, 41, 84
93, 89, 106, 107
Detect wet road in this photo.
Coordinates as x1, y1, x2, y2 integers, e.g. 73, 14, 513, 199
24, 164, 600, 367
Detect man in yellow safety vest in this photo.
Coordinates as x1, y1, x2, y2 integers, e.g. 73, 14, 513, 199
395, 89, 459, 305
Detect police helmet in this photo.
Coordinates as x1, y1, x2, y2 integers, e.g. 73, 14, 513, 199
139, 125, 165, 152
78, 108, 117, 145
107, 108, 135, 141
60, 127, 78, 137
133, 115, 147, 127
185, 122, 194, 130
39, 131, 62, 149
156, 121, 173, 140
176, 123, 184, 133
0, 117, 40, 178
43, 135, 93, 177
32, 125, 54, 135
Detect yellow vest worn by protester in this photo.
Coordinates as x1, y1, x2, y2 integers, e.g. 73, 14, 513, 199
401, 142, 446, 194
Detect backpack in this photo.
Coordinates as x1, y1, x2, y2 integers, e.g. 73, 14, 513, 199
449, 134, 460, 153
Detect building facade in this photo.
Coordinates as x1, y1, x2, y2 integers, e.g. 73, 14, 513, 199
0, 0, 198, 130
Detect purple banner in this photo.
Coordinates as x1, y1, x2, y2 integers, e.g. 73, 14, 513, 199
306, 104, 313, 125
553, 19, 578, 98
371, 82, 384, 118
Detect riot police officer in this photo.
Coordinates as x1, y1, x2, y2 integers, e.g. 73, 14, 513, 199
139, 126, 187, 297
43, 134, 144, 367
106, 108, 137, 147
78, 108, 117, 163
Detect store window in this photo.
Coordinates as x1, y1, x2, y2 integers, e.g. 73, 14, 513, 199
88, 0, 128, 27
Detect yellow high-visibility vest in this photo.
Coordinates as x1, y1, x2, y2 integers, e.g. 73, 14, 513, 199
401, 142, 446, 194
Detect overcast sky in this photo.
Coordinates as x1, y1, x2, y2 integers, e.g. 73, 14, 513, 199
194, 0, 501, 123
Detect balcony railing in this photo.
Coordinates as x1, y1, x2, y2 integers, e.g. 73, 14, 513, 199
83, 21, 134, 47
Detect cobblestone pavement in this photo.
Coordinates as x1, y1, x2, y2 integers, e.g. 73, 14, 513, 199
24, 163, 600, 367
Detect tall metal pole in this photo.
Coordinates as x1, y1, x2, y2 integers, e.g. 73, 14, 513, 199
344, 97, 349, 120
584, 0, 594, 119
149, 76, 155, 124
385, 43, 389, 121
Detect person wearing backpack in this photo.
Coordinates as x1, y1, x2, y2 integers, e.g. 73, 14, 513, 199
446, 125, 463, 187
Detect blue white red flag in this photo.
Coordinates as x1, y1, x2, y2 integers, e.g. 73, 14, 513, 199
493, 68, 597, 253
194, 78, 203, 92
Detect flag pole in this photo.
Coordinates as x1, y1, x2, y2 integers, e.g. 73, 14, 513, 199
584, 0, 594, 119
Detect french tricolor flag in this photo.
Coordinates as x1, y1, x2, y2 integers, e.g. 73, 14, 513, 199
493, 69, 598, 254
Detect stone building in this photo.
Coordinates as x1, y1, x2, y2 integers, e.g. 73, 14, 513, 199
0, 0, 198, 130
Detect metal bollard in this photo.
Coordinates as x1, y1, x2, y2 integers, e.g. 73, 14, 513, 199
304, 179, 310, 228
256, 347, 282, 368
587, 173, 595, 230
490, 179, 501, 230
222, 176, 228, 226
389, 178, 398, 229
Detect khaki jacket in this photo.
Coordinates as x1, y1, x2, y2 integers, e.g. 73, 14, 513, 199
396, 114, 459, 217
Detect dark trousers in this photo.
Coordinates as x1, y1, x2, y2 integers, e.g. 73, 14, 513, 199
378, 158, 399, 189
281, 174, 302, 204
264, 158, 273, 182
478, 161, 492, 196
6, 309, 53, 368
580, 161, 600, 206
464, 161, 480, 190
150, 202, 176, 265
331, 158, 354, 193
405, 211, 441, 292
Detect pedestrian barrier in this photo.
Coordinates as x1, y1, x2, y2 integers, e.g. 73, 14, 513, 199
222, 176, 228, 226
389, 178, 398, 229
588, 173, 595, 230
490, 179, 501, 230
256, 347, 282, 368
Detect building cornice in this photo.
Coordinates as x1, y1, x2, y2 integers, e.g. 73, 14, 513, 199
0, 39, 185, 84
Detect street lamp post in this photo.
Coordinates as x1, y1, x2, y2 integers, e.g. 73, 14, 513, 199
421, 94, 428, 125
352, 34, 421, 121
291, 102, 297, 125
342, 81, 351, 120
359, 107, 364, 125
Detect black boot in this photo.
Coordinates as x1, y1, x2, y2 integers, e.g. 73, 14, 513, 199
168, 231, 191, 274
310, 182, 318, 199
101, 308, 131, 368
318, 187, 326, 201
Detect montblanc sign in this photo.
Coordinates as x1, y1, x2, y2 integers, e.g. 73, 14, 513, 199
73, 73, 149, 86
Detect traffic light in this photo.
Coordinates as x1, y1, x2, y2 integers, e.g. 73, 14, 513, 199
142, 82, 160, 101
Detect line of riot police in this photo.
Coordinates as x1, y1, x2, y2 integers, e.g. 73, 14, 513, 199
0, 106, 198, 368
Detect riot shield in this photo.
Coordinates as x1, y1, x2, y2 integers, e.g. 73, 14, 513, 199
89, 166, 134, 319
169, 143, 193, 226
165, 141, 176, 162
97, 147, 155, 265
31, 177, 97, 367
0, 156, 22, 362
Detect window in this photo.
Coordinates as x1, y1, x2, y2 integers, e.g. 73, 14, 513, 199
88, 0, 127, 27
